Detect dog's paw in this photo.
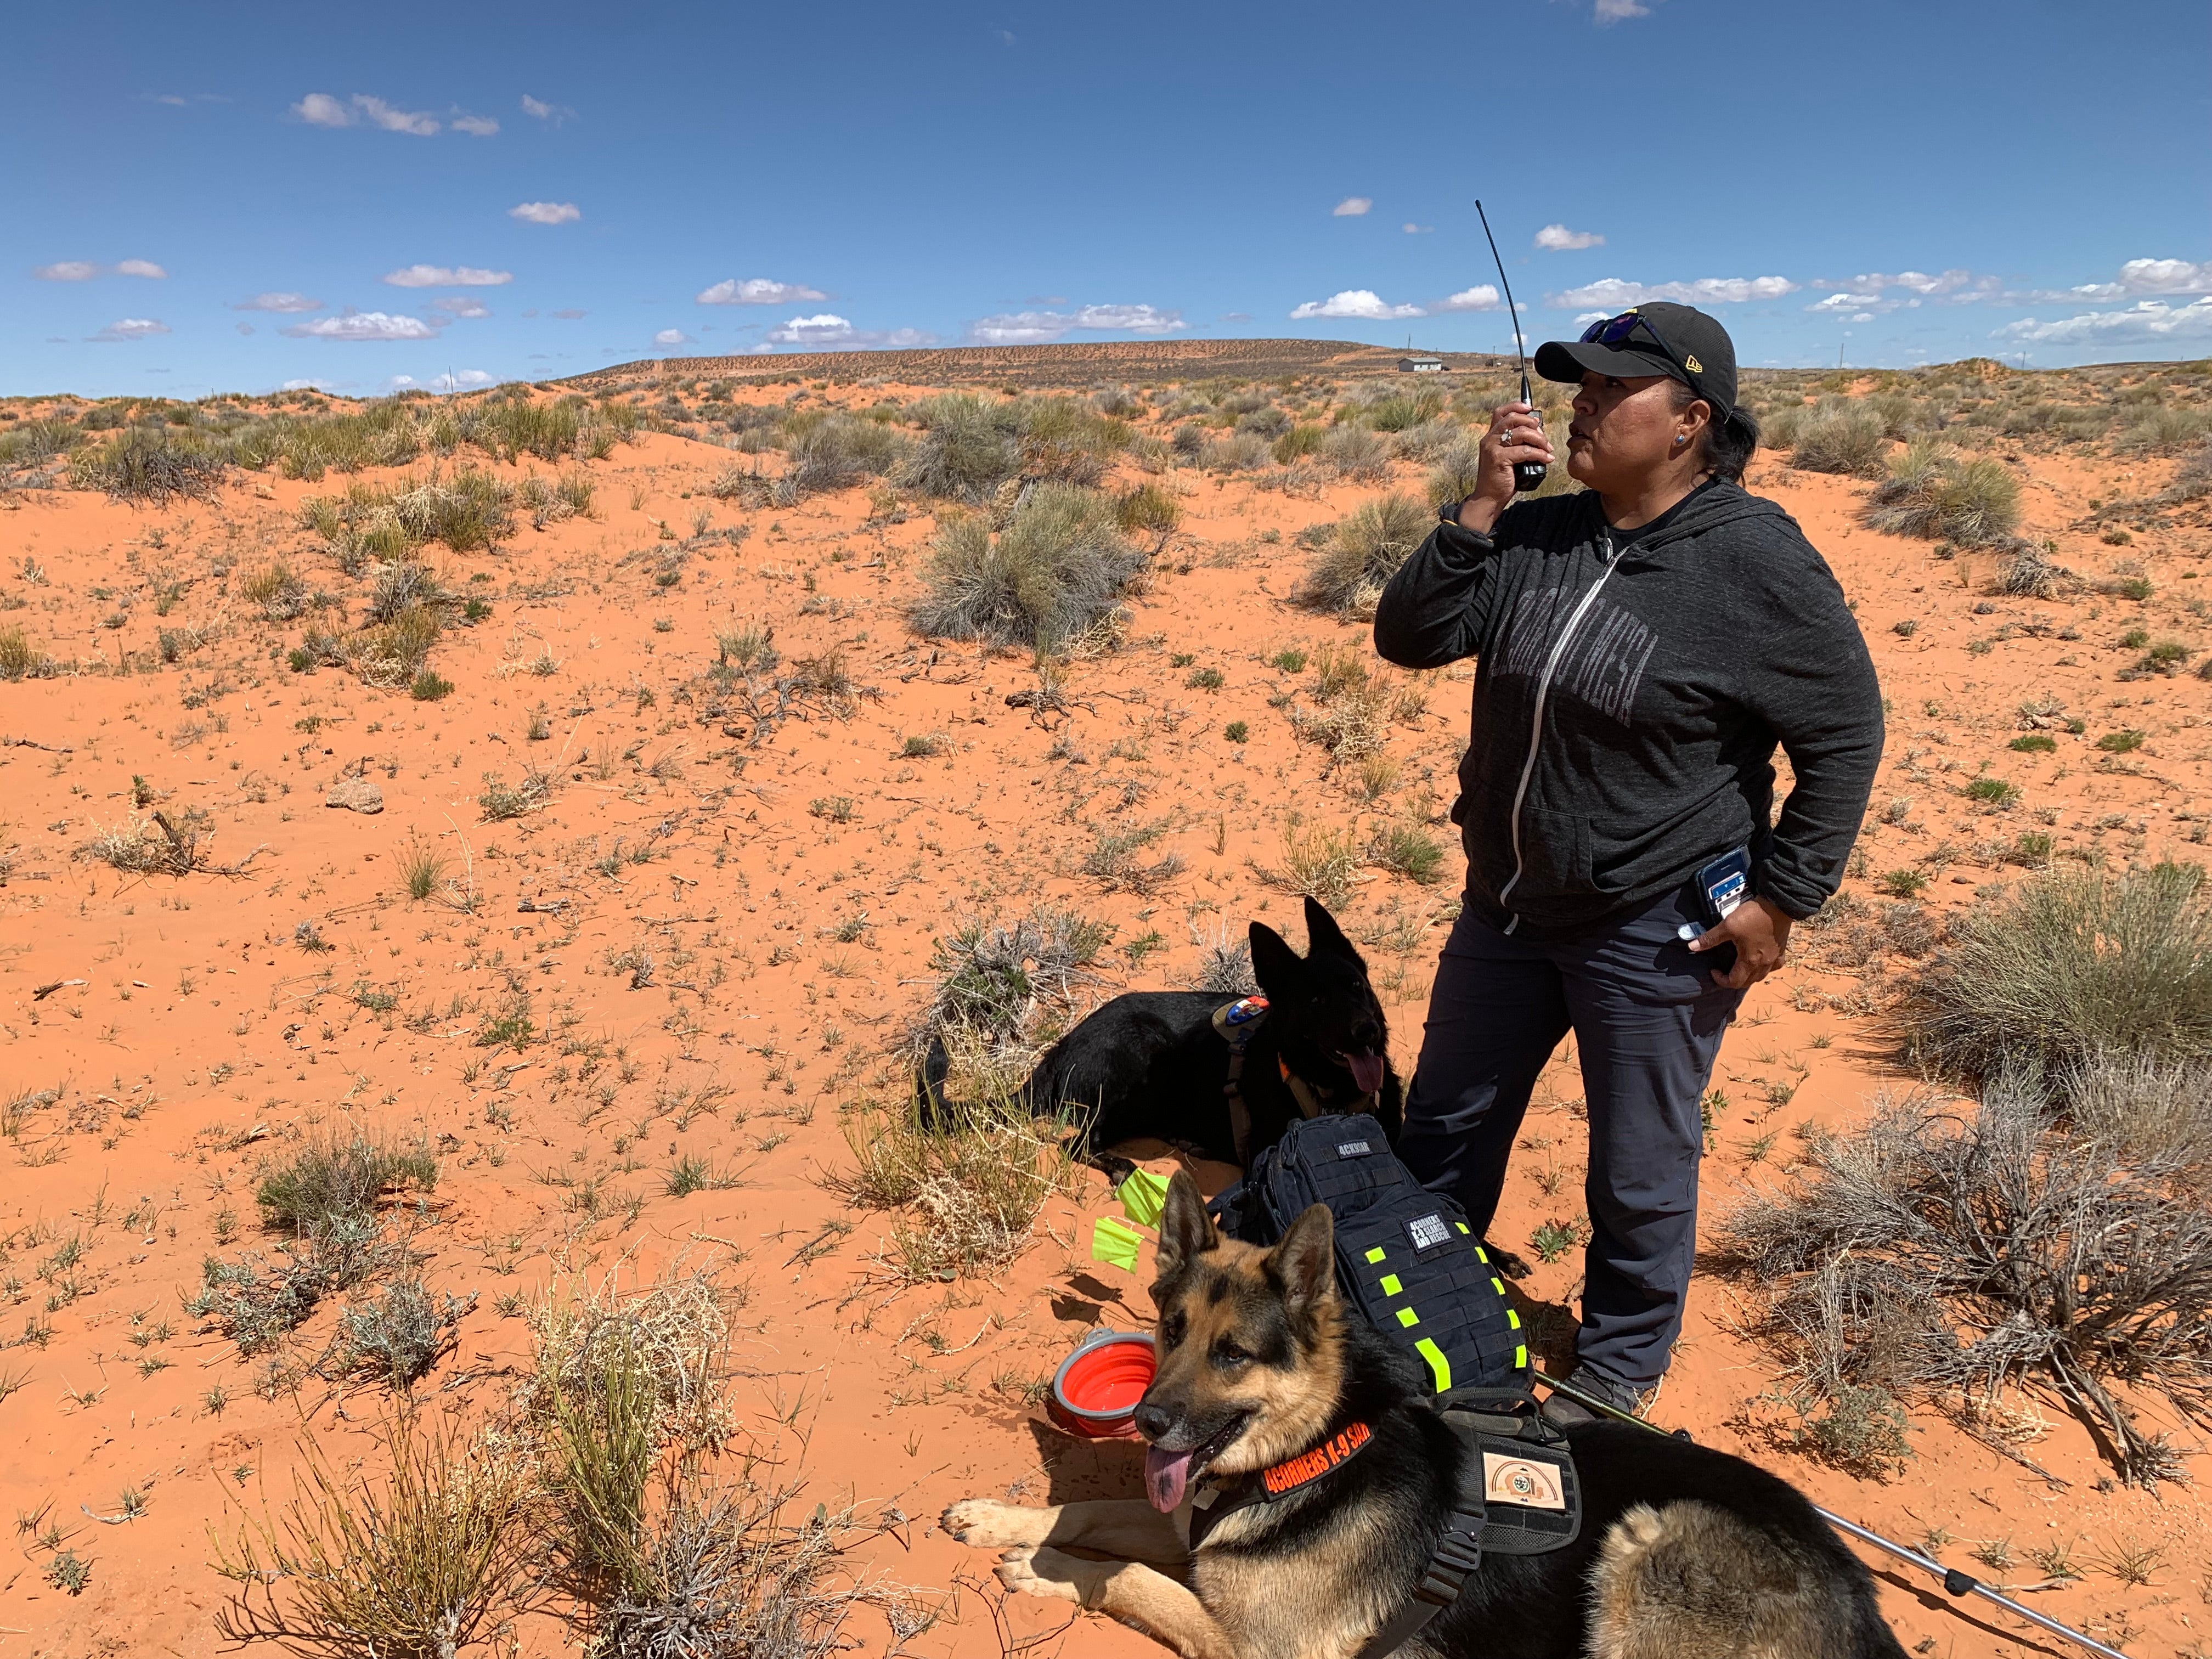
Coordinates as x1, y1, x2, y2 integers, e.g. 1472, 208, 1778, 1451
995, 1545, 1091, 1606
943, 1498, 1051, 1550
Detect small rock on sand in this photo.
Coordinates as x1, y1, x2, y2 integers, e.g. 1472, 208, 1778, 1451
325, 776, 383, 814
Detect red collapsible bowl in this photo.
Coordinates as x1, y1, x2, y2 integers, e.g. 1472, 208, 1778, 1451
1046, 1331, 1156, 1440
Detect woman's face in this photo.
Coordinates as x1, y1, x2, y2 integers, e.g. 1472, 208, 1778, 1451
1565, 372, 1705, 492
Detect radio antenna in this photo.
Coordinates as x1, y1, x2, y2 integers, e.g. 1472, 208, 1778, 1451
1475, 200, 1546, 493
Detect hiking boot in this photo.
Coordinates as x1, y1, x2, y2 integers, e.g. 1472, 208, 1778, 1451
1541, 1364, 1655, 1427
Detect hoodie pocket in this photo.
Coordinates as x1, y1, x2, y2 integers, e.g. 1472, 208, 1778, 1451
1516, 808, 1590, 895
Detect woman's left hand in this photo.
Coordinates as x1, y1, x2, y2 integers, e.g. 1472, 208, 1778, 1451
1687, 897, 1793, 989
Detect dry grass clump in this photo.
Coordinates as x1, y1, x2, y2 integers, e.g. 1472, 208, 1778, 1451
1899, 862, 2212, 1081
783, 414, 906, 498
1317, 424, 1391, 483
213, 1416, 542, 1659
1286, 645, 1424, 766
842, 1086, 1080, 1282
895, 393, 1019, 501
517, 470, 597, 527
1114, 481, 1181, 538
911, 484, 1144, 651
1082, 819, 1185, 895
1863, 439, 2021, 546
77, 809, 213, 876
241, 561, 309, 621
1770, 397, 1889, 476
1296, 492, 1429, 618
257, 1128, 439, 1234
1714, 1076, 2212, 1485
1253, 814, 1362, 908
523, 1267, 735, 1455
478, 765, 554, 821
0, 626, 53, 681
68, 427, 229, 504
913, 906, 1113, 1075
326, 1277, 475, 1391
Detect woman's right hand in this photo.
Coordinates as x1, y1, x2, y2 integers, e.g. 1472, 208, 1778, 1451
1454, 400, 1555, 534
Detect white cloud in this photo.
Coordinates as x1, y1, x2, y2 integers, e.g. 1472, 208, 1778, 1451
967, 302, 1184, 345
1332, 197, 1373, 217
653, 329, 691, 346
1289, 289, 1424, 321
90, 318, 170, 341
1434, 284, 1502, 312
551, 308, 587, 319
1547, 275, 1798, 308
1594, 0, 1651, 19
292, 92, 353, 127
1997, 297, 2212, 345
510, 201, 580, 225
382, 264, 513, 288
115, 258, 167, 279
1534, 223, 1604, 251
232, 291, 323, 313
353, 95, 438, 136
762, 313, 935, 348
450, 113, 499, 137
1573, 311, 1610, 325
696, 277, 828, 306
284, 311, 441, 341
34, 261, 98, 281
521, 94, 575, 123
235, 321, 255, 335
2068, 258, 2212, 301
430, 296, 492, 318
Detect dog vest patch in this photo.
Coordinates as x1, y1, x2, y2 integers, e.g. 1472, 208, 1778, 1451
1335, 1139, 1372, 1158
1406, 1212, 1452, 1251
1482, 1449, 1567, 1511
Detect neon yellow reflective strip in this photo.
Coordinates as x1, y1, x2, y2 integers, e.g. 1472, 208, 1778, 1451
1396, 1307, 1420, 1328
1507, 1307, 1522, 1329
1415, 1338, 1452, 1393
1364, 1246, 1386, 1265
1474, 1245, 1489, 1263
1514, 1344, 1528, 1370
1491, 1278, 1506, 1296
1455, 1221, 1470, 1234
1379, 1273, 1402, 1295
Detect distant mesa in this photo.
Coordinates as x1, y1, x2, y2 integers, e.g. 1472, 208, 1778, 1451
561, 337, 1516, 391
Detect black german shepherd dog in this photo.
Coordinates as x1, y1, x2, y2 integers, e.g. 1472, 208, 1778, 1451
947, 1172, 1909, 1659
924, 896, 1402, 1170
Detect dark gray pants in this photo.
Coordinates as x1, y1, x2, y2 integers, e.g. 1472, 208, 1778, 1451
1398, 885, 1742, 1390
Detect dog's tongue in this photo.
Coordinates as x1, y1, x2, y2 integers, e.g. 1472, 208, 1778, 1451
1348, 1051, 1385, 1094
1145, 1447, 1194, 1513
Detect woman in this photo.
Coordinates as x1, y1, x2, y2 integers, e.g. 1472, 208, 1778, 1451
1372, 302, 1882, 1423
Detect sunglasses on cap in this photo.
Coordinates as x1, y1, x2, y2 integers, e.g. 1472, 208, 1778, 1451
1578, 309, 1723, 413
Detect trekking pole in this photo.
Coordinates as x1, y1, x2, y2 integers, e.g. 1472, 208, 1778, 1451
1534, 1373, 2134, 1659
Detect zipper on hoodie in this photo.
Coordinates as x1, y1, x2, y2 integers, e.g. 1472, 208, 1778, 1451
1497, 528, 1622, 935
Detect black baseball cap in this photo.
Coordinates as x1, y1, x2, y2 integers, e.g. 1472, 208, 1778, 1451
1533, 300, 1738, 419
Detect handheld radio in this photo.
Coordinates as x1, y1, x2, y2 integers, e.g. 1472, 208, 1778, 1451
1474, 200, 1546, 495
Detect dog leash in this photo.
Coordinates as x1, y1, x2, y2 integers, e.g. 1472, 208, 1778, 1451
1534, 1373, 2135, 1659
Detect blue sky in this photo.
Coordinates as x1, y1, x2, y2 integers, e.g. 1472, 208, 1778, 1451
8, 0, 2208, 398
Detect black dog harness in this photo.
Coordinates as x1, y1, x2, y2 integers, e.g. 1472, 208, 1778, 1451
1187, 1391, 1580, 1659
1211, 996, 1379, 1166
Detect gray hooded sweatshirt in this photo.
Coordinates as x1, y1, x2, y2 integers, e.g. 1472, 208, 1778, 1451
1373, 481, 1882, 939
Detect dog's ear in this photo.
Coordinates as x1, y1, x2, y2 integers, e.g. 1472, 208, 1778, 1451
1153, 1169, 1217, 1284
1248, 921, 1305, 1001
1302, 896, 1363, 965
1269, 1201, 1337, 1324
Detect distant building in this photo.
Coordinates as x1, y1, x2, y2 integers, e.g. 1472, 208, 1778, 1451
1399, 355, 1444, 374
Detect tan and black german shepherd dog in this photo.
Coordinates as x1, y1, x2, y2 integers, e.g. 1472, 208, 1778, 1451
945, 1172, 1907, 1659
